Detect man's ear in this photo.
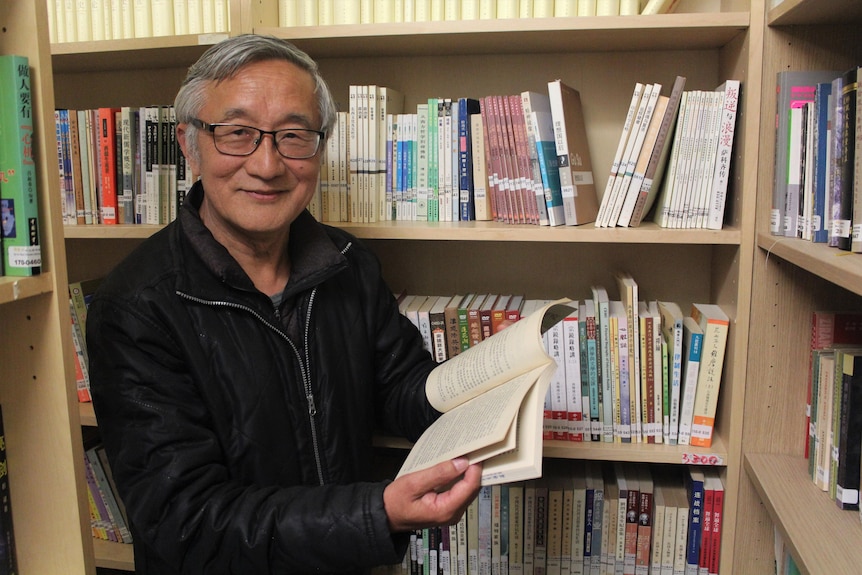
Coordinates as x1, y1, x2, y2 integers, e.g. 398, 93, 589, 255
176, 123, 200, 178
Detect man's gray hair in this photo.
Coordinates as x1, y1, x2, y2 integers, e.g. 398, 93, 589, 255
175, 34, 337, 161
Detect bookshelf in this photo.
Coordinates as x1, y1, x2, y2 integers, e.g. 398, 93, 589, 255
737, 0, 862, 574
49, 0, 763, 572
0, 1, 93, 574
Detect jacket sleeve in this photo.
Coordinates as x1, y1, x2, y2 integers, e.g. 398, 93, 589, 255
87, 293, 408, 575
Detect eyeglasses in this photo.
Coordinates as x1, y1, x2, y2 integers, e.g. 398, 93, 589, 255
191, 118, 325, 159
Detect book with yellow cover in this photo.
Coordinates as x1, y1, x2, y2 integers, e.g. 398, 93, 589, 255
688, 303, 730, 448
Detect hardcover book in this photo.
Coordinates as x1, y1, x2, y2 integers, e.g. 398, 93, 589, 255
397, 300, 575, 485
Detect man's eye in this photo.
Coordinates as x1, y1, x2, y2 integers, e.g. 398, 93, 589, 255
228, 127, 254, 138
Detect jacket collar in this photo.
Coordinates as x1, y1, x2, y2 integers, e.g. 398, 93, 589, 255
178, 181, 347, 299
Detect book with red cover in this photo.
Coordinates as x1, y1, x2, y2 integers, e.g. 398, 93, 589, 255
703, 469, 724, 575
97, 107, 120, 224
635, 464, 653, 575
506, 295, 525, 326
479, 295, 498, 341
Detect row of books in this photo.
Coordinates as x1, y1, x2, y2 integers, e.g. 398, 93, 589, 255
597, 78, 740, 230
321, 80, 600, 225
0, 407, 19, 575
0, 54, 42, 278
769, 66, 862, 250
805, 310, 862, 512
280, 0, 681, 27
397, 461, 723, 575
56, 106, 194, 226
398, 279, 730, 448
83, 429, 132, 544
47, 0, 231, 44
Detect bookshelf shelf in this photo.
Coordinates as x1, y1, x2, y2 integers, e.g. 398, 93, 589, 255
92, 537, 134, 571
254, 12, 749, 58
768, 0, 862, 26
0, 272, 55, 305
65, 222, 742, 244
745, 453, 862, 574
51, 33, 230, 72
756, 232, 862, 298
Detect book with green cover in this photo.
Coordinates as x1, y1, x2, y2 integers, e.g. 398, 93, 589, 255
0, 54, 41, 276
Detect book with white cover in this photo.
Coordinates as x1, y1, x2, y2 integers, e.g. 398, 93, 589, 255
597, 82, 644, 227
706, 80, 741, 229
607, 83, 659, 227
617, 92, 669, 227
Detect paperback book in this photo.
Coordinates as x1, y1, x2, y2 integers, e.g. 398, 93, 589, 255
397, 299, 575, 485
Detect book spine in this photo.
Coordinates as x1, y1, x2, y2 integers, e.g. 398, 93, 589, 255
0, 55, 42, 276
677, 323, 703, 446
838, 67, 858, 251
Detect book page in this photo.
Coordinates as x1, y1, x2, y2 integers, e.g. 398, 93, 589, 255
426, 299, 573, 412
397, 365, 546, 478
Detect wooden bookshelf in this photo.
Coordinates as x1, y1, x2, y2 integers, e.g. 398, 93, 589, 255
735, 0, 862, 573
44, 0, 775, 573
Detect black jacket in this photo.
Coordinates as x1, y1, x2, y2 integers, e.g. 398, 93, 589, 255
87, 182, 439, 574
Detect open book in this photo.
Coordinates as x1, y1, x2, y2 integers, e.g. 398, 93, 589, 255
397, 299, 575, 486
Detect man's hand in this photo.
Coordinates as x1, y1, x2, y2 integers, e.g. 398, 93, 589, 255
383, 458, 483, 532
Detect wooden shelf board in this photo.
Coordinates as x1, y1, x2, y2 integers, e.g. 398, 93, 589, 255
745, 453, 862, 575
0, 272, 55, 306
64, 224, 165, 240
49, 13, 747, 72
374, 434, 729, 466
92, 537, 134, 571
51, 33, 230, 72
768, 0, 862, 26
79, 401, 97, 427
66, 222, 741, 244
756, 232, 862, 297
259, 13, 748, 57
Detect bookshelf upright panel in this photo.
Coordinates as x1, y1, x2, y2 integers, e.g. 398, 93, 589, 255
739, 0, 862, 573
0, 0, 94, 573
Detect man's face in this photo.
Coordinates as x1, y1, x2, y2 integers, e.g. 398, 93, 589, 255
177, 59, 322, 247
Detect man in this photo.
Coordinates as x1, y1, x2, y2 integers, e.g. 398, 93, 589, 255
87, 34, 481, 575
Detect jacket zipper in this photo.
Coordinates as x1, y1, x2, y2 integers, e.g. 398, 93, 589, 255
175, 290, 327, 485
